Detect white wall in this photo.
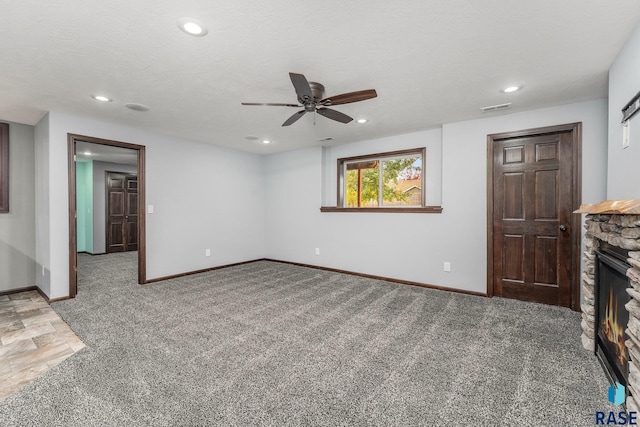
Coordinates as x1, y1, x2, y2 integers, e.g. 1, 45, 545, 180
265, 100, 608, 294
265, 146, 324, 266
0, 121, 36, 292
608, 23, 640, 199
91, 161, 138, 254
35, 114, 50, 295
38, 111, 266, 299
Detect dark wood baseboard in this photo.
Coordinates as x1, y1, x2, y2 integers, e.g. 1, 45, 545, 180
48, 296, 71, 303
0, 286, 39, 297
146, 257, 486, 298
144, 258, 267, 284
78, 251, 108, 256
265, 259, 488, 298
35, 287, 50, 302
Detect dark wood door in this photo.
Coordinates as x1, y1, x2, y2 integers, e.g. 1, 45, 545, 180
106, 172, 138, 253
490, 125, 580, 307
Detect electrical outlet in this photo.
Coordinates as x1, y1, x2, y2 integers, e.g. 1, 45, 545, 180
444, 262, 451, 272
315, 248, 320, 256
205, 249, 211, 257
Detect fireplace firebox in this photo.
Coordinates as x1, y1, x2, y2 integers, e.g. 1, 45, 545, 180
595, 244, 632, 391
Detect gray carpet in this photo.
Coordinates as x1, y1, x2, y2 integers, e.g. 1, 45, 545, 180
0, 253, 613, 426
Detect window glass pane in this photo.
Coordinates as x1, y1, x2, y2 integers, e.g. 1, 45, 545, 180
381, 156, 422, 206
345, 161, 379, 207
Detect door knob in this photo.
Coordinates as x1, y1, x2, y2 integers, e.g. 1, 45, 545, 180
559, 225, 567, 232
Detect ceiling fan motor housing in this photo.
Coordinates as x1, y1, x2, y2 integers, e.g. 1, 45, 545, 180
306, 82, 325, 102
241, 72, 377, 126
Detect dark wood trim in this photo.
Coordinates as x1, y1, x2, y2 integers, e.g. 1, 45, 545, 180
78, 251, 108, 256
337, 147, 427, 163
486, 122, 582, 311
48, 296, 72, 303
0, 286, 38, 297
35, 287, 50, 302
144, 259, 266, 284
146, 257, 485, 298
266, 259, 488, 297
0, 122, 9, 213
320, 206, 443, 213
570, 124, 583, 311
68, 136, 77, 297
336, 147, 428, 209
68, 133, 147, 298
137, 146, 146, 284
486, 136, 494, 298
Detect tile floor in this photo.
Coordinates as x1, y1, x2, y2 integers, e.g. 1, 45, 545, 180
0, 290, 85, 401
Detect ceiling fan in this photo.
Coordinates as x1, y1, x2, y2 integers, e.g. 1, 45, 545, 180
242, 72, 377, 126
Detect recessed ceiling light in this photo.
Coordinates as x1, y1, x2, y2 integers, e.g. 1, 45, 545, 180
262, 140, 271, 144
92, 95, 112, 102
125, 103, 149, 112
178, 18, 208, 37
81, 151, 92, 156
501, 86, 521, 93
356, 119, 368, 124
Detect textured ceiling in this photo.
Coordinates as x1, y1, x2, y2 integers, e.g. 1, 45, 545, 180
1, 1, 639, 154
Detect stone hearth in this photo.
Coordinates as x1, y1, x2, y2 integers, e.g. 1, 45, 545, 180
578, 200, 640, 412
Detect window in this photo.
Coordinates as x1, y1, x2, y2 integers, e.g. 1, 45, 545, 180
0, 122, 8, 213
322, 147, 441, 213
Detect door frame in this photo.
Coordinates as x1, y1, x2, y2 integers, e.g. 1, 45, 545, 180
486, 122, 582, 311
68, 134, 147, 298
105, 171, 138, 254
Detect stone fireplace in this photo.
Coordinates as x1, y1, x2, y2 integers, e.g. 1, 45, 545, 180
579, 200, 640, 412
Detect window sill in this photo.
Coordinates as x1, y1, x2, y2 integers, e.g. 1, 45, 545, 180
320, 206, 443, 213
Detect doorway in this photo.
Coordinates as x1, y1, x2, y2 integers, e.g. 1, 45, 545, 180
68, 134, 146, 298
486, 123, 582, 310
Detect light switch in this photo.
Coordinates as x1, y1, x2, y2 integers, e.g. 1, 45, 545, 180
147, 205, 154, 214
623, 120, 630, 149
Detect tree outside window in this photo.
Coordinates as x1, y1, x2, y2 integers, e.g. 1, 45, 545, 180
340, 148, 425, 209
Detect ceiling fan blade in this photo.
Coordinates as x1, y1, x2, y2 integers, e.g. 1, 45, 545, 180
282, 110, 306, 126
241, 102, 301, 107
317, 107, 353, 124
289, 73, 313, 101
321, 89, 377, 106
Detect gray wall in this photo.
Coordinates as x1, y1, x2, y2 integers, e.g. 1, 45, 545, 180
265, 99, 608, 294
37, 111, 266, 299
35, 114, 50, 295
608, 23, 640, 199
91, 161, 138, 254
0, 120, 36, 292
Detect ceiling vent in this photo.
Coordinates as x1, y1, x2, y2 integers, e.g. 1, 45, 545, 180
125, 103, 149, 112
480, 102, 512, 113
317, 137, 334, 142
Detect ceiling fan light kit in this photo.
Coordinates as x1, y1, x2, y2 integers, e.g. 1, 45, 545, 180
242, 72, 377, 126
